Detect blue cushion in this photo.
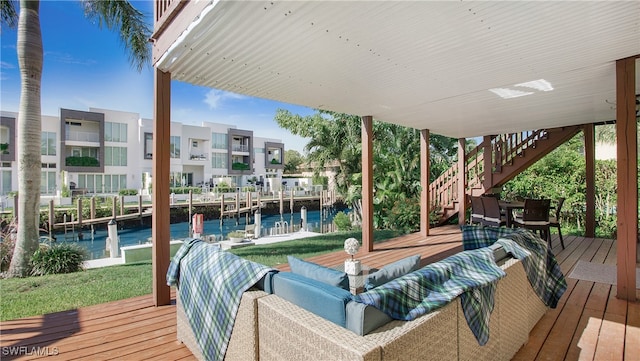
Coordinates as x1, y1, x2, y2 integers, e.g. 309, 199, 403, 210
287, 256, 349, 290
272, 272, 353, 327
364, 255, 421, 291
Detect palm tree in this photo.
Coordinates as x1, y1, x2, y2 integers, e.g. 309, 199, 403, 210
1, 0, 151, 277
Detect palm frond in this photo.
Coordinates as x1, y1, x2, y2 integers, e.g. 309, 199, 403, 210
82, 0, 151, 72
0, 0, 18, 31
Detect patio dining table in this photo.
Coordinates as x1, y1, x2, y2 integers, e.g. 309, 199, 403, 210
499, 200, 554, 227
499, 200, 525, 227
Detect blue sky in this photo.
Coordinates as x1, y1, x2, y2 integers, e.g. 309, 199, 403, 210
0, 1, 313, 152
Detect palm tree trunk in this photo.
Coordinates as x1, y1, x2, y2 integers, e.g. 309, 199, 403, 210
8, 0, 43, 277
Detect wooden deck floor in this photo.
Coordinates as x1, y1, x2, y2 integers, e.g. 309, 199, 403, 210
1, 226, 638, 360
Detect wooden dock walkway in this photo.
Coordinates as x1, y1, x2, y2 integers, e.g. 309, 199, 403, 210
48, 192, 333, 231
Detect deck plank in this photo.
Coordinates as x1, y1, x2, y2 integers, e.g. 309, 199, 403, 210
1, 230, 636, 361
513, 236, 604, 361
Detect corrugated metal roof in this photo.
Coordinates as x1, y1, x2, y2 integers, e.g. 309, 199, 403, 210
155, 1, 640, 138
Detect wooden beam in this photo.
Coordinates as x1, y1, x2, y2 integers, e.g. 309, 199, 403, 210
615, 56, 638, 301
152, 68, 171, 306
361, 116, 374, 252
420, 129, 430, 237
584, 124, 596, 238
457, 138, 466, 225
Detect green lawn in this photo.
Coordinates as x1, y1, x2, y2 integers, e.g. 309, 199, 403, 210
0, 229, 402, 321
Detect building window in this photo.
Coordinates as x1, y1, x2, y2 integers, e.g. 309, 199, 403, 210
105, 147, 127, 166
40, 170, 56, 194
41, 131, 56, 156
211, 153, 227, 169
105, 122, 127, 142
78, 173, 126, 193
170, 136, 181, 158
254, 147, 264, 153
144, 133, 153, 159
1, 170, 11, 195
0, 127, 10, 155
212, 132, 227, 150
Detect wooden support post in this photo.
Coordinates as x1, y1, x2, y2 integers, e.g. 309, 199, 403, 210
235, 191, 240, 224
482, 135, 493, 192
220, 195, 225, 225
290, 189, 294, 214
584, 124, 596, 238
112, 196, 118, 220
77, 198, 83, 228
120, 195, 125, 216
138, 195, 143, 218
247, 191, 252, 223
90, 197, 96, 220
420, 129, 430, 237
458, 138, 466, 225
48, 200, 54, 239
152, 68, 171, 306
188, 190, 193, 237
615, 56, 638, 301
362, 116, 374, 252
279, 189, 284, 217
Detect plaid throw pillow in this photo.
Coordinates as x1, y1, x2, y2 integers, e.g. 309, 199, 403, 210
460, 225, 495, 250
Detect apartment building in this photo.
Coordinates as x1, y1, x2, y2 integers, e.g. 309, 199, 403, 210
0, 107, 284, 196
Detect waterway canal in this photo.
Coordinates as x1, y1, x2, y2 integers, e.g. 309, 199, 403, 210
55, 209, 339, 259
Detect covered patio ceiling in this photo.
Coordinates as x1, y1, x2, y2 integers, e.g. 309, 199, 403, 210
153, 1, 640, 138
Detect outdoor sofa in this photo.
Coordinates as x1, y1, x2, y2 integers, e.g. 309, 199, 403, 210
172, 226, 564, 361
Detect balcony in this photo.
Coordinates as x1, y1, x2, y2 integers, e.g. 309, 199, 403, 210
66, 130, 100, 143
232, 144, 250, 153
189, 153, 208, 161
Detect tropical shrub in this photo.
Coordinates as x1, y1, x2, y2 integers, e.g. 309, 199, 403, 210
170, 187, 202, 195
383, 197, 420, 233
232, 162, 250, 170
118, 189, 138, 196
227, 231, 245, 239
216, 181, 233, 193
0, 237, 15, 272
333, 211, 352, 231
0, 220, 17, 272
30, 244, 87, 276
65, 156, 99, 167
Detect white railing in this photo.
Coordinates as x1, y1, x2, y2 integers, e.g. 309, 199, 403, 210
67, 131, 99, 143
232, 144, 249, 152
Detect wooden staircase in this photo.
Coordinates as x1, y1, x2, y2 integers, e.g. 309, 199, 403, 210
430, 125, 583, 224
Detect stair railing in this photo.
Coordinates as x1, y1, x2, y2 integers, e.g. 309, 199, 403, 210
429, 129, 551, 221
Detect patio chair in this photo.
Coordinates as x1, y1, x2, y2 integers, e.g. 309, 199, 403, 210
481, 196, 506, 227
245, 224, 257, 239
513, 199, 552, 246
470, 196, 485, 225
549, 198, 565, 249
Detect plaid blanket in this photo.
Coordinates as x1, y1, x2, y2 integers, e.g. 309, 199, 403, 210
496, 229, 567, 308
167, 239, 274, 361
354, 248, 505, 345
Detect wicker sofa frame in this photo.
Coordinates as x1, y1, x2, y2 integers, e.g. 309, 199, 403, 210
176, 256, 547, 361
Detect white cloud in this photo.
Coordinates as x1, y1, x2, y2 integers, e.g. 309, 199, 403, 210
0, 61, 15, 69
204, 89, 247, 109
44, 51, 97, 66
